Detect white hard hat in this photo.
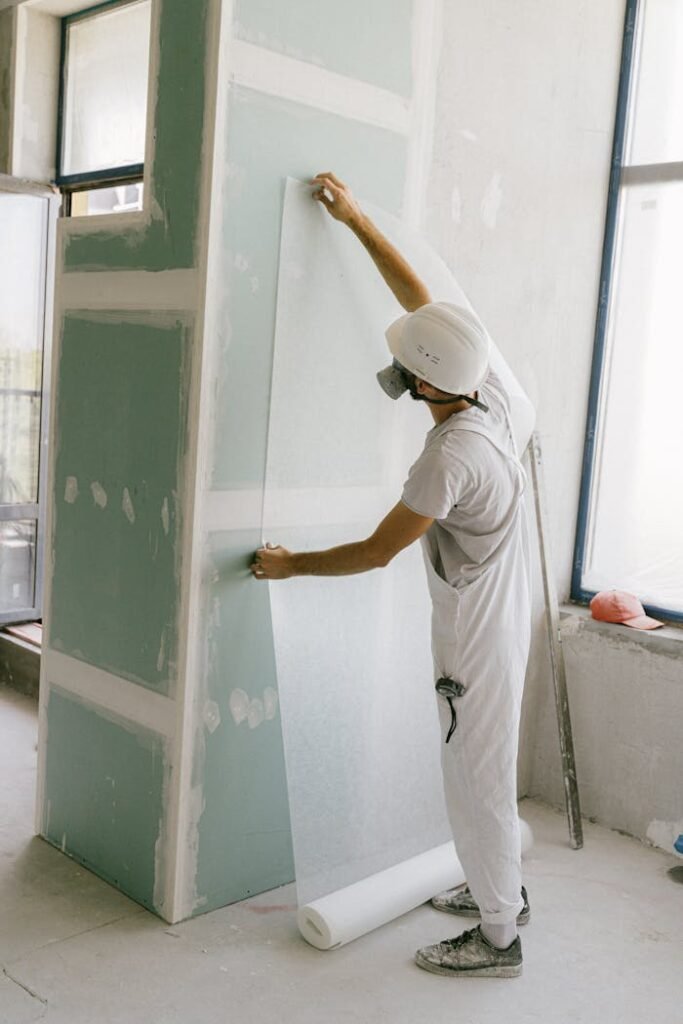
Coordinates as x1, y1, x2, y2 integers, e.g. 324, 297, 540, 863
377, 302, 490, 399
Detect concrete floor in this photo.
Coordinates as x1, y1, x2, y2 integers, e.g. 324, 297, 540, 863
1, 684, 682, 1024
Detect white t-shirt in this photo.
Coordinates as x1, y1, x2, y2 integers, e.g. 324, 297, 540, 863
401, 368, 522, 587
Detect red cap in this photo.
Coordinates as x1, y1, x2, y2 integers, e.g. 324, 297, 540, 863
590, 590, 663, 631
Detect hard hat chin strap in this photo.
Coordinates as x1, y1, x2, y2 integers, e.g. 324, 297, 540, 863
406, 378, 489, 413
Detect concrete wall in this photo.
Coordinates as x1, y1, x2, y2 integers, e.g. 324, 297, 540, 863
424, 0, 627, 798
425, 0, 683, 856
534, 613, 683, 849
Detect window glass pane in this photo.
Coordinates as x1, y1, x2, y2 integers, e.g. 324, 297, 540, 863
62, 0, 152, 176
627, 0, 683, 165
70, 181, 144, 217
0, 193, 47, 505
0, 520, 37, 612
583, 180, 683, 612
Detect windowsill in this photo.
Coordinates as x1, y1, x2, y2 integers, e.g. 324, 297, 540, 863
560, 602, 683, 659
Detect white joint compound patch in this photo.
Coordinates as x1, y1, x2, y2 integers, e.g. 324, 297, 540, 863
247, 698, 265, 730
64, 476, 79, 503
263, 687, 279, 721
122, 487, 136, 524
161, 497, 170, 536
450, 185, 462, 224
203, 700, 221, 734
156, 629, 167, 673
229, 688, 250, 725
91, 481, 108, 508
481, 172, 503, 230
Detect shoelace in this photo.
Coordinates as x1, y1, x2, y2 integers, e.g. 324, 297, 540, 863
443, 926, 480, 952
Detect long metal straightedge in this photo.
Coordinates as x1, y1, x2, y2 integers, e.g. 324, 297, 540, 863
527, 432, 583, 850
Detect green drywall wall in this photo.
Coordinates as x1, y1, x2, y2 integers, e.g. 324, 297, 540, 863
194, 529, 294, 913
234, 0, 414, 98
0, 8, 14, 175
43, 687, 166, 913
49, 313, 190, 693
63, 0, 209, 272
211, 86, 408, 489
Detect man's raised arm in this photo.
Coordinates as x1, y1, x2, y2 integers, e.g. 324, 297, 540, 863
312, 171, 431, 313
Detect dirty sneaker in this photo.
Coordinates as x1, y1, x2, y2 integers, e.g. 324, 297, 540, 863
415, 925, 523, 978
431, 884, 530, 925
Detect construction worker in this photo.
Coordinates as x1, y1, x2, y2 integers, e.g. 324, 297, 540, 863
251, 171, 532, 978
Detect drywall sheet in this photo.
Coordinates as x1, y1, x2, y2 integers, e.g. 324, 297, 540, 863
43, 688, 166, 912
50, 313, 189, 692
194, 528, 294, 912
211, 85, 407, 490
264, 180, 534, 907
233, 0, 414, 97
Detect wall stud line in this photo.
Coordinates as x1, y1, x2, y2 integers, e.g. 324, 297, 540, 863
42, 650, 176, 736
59, 269, 198, 309
230, 39, 411, 136
404, 0, 442, 228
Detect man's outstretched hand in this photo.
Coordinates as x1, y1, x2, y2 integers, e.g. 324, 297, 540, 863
312, 172, 364, 229
251, 543, 295, 580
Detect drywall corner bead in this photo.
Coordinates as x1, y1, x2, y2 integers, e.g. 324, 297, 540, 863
153, 749, 175, 917
187, 782, 207, 916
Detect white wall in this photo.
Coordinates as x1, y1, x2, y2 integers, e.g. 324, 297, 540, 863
425, 0, 627, 798
12, 5, 60, 180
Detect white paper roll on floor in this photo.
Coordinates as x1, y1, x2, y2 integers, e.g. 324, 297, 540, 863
298, 818, 534, 950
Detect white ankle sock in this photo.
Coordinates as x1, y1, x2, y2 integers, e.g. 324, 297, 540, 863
481, 920, 517, 950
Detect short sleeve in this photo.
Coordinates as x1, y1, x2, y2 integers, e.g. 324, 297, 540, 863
401, 447, 467, 520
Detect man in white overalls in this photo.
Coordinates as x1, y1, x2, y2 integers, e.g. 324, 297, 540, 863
251, 173, 532, 978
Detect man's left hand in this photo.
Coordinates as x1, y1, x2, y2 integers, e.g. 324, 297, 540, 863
250, 543, 294, 580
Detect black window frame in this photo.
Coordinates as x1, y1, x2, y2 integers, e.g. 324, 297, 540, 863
571, 0, 683, 625
55, 0, 149, 215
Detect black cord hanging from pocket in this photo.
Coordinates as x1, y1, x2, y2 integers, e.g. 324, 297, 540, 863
435, 676, 467, 743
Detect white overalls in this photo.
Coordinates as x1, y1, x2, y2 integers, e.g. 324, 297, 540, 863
420, 404, 531, 926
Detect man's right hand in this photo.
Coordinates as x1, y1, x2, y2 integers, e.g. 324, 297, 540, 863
310, 170, 432, 313
312, 172, 364, 229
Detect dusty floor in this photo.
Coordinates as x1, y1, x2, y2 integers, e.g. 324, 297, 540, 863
1, 683, 682, 1024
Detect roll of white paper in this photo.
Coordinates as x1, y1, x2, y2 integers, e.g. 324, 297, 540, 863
298, 819, 534, 950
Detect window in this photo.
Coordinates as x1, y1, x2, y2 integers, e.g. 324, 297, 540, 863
573, 0, 683, 621
56, 0, 152, 216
